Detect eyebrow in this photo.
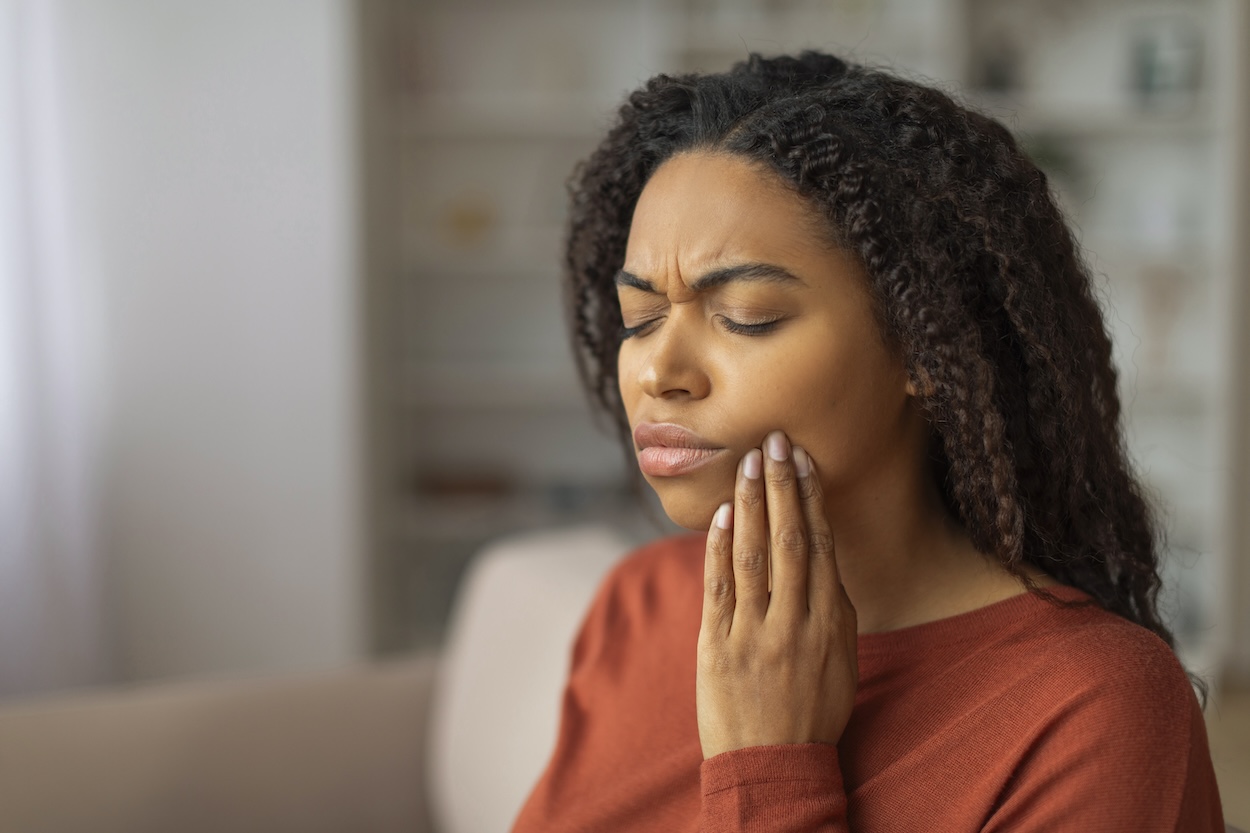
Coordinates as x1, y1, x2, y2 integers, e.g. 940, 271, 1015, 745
614, 262, 806, 293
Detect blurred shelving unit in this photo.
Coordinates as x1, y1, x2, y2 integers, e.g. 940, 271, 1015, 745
956, 0, 1240, 677
370, 0, 679, 651
373, 0, 1245, 670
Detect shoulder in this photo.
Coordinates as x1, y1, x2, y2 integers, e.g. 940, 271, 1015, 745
570, 532, 706, 656
592, 531, 707, 619
985, 591, 1206, 781
1004, 591, 1197, 713
572, 531, 706, 618
979, 593, 1220, 829
604, 531, 706, 592
572, 532, 710, 670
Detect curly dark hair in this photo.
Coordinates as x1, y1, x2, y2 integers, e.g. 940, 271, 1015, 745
563, 51, 1184, 662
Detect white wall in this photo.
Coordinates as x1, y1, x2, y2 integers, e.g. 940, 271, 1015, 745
1225, 0, 1250, 684
53, 0, 366, 682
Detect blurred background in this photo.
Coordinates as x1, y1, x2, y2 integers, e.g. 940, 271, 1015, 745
1, 0, 1247, 811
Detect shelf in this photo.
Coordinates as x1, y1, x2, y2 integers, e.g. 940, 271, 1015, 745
400, 360, 589, 410
970, 93, 1215, 140
397, 488, 648, 546
673, 7, 938, 55
400, 96, 611, 140
402, 231, 566, 277
1123, 379, 1218, 419
1077, 238, 1213, 279
403, 257, 563, 279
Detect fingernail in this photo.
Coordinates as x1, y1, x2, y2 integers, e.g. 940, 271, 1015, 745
714, 502, 733, 529
766, 431, 788, 462
742, 449, 762, 479
794, 446, 811, 478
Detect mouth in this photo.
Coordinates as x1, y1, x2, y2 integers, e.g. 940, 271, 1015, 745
633, 422, 726, 477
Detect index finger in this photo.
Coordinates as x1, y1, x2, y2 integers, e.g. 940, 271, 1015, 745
700, 502, 735, 639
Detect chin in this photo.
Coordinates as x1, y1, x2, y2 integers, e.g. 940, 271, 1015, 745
645, 476, 730, 531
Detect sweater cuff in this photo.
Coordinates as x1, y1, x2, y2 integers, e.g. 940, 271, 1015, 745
701, 742, 844, 794
700, 744, 848, 831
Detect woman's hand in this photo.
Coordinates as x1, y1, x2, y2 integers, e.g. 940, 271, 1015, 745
696, 430, 858, 759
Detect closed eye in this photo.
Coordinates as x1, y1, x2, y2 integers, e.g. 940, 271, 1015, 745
619, 319, 660, 340
721, 316, 783, 336
619, 316, 783, 340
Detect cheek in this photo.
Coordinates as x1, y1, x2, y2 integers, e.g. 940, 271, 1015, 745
615, 339, 634, 383
723, 341, 846, 436
616, 348, 643, 417
729, 336, 899, 471
805, 361, 912, 484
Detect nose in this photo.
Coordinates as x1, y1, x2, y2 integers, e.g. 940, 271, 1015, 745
635, 309, 711, 400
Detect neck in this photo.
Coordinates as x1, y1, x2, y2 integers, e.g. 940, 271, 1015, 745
821, 442, 1035, 634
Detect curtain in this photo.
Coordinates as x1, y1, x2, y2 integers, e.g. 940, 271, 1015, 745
0, 0, 112, 699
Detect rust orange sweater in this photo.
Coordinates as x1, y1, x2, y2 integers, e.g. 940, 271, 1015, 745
512, 533, 1224, 832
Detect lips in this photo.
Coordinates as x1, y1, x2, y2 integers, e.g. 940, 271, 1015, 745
633, 422, 725, 477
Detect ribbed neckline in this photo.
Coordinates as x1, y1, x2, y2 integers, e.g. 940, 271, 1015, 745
856, 583, 1093, 657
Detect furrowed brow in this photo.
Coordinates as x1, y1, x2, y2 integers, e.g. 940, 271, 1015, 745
614, 270, 655, 292
690, 262, 805, 291
614, 262, 804, 293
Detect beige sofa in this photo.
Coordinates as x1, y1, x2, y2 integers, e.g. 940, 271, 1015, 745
0, 526, 633, 833
5, 526, 1239, 833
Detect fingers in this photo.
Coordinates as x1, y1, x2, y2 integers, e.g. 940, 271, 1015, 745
794, 447, 841, 618
731, 448, 770, 621
701, 502, 735, 639
761, 431, 808, 619
710, 432, 839, 632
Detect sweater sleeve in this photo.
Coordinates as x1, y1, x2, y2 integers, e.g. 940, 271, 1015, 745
700, 744, 851, 832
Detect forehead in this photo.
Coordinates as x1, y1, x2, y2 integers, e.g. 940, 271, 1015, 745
624, 151, 834, 276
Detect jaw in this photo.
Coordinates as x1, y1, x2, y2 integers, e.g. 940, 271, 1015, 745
643, 470, 735, 531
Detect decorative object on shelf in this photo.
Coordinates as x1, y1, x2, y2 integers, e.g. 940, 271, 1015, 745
1127, 12, 1204, 112
393, 4, 435, 98
440, 193, 499, 250
975, 30, 1023, 94
1129, 175, 1200, 385
412, 470, 516, 500
1018, 132, 1087, 201
966, 0, 1034, 95
1136, 260, 1190, 383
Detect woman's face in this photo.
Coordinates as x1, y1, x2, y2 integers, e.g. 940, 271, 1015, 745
618, 151, 920, 530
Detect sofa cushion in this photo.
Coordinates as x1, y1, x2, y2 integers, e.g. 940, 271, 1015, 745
0, 657, 438, 833
428, 525, 631, 833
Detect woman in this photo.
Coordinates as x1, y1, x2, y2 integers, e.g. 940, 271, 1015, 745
511, 51, 1225, 832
